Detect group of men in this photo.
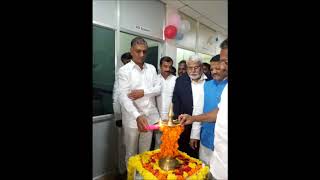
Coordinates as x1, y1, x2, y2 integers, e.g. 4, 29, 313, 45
112, 36, 228, 179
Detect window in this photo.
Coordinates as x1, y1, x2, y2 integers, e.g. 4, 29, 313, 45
93, 25, 115, 116
198, 23, 217, 56
176, 47, 196, 68
176, 13, 197, 50
198, 53, 213, 64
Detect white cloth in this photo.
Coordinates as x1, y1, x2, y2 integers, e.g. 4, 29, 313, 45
156, 74, 177, 120
113, 71, 122, 120
190, 74, 207, 140
118, 61, 161, 128
199, 143, 213, 166
210, 84, 228, 180
123, 126, 153, 167
154, 74, 176, 149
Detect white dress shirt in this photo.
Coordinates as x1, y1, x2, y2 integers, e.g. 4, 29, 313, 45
156, 74, 177, 120
190, 74, 207, 140
210, 83, 228, 180
118, 61, 161, 128
112, 71, 121, 120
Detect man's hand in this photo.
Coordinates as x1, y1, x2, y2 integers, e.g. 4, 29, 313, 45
178, 114, 193, 125
189, 139, 199, 150
128, 89, 144, 100
136, 115, 149, 132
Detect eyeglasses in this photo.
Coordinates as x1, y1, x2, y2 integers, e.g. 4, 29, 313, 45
187, 66, 201, 71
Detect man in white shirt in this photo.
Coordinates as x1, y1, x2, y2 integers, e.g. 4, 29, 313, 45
188, 55, 207, 158
178, 39, 228, 179
113, 52, 132, 123
210, 83, 227, 179
172, 54, 207, 158
154, 56, 177, 149
112, 52, 132, 175
118, 37, 161, 167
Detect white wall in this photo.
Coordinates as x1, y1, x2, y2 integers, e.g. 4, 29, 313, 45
93, 0, 117, 28
120, 0, 165, 40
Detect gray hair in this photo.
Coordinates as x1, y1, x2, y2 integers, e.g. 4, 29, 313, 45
131, 36, 148, 48
187, 54, 203, 65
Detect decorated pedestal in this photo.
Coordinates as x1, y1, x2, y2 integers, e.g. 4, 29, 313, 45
128, 149, 209, 180
127, 104, 209, 180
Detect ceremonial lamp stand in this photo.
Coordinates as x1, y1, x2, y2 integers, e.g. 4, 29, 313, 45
158, 104, 181, 171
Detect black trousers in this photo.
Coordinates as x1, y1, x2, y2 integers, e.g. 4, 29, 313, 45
178, 124, 199, 158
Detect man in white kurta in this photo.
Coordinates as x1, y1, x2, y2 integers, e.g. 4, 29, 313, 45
210, 83, 228, 179
155, 56, 176, 149
112, 52, 132, 175
118, 37, 160, 167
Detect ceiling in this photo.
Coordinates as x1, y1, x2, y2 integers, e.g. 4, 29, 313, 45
160, 0, 228, 35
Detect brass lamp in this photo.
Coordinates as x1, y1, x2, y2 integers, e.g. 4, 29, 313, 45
158, 103, 181, 171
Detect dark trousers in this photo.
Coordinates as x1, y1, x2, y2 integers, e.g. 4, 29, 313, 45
178, 124, 199, 158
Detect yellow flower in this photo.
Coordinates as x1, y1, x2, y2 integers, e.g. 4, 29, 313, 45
183, 172, 188, 178
194, 166, 209, 180
153, 149, 161, 153
188, 174, 198, 180
141, 170, 157, 180
167, 173, 177, 180
188, 162, 196, 169
141, 154, 150, 164
127, 156, 140, 180
127, 149, 209, 180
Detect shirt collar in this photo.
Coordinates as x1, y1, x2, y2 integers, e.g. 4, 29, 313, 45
130, 60, 147, 70
190, 73, 207, 84
160, 74, 174, 80
213, 78, 228, 85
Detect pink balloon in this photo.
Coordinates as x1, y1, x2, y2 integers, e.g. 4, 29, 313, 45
168, 14, 181, 28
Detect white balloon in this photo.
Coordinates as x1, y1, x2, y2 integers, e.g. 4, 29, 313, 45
180, 20, 191, 33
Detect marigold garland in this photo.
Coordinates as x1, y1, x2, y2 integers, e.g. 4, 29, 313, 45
127, 150, 209, 180
159, 125, 184, 158
127, 125, 209, 179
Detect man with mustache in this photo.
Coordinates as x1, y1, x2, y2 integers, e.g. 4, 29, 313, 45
193, 54, 228, 165
178, 60, 187, 77
118, 37, 161, 168
179, 39, 228, 180
172, 54, 208, 158
154, 56, 177, 148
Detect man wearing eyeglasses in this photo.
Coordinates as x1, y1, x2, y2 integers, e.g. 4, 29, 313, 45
172, 54, 208, 158
178, 39, 228, 180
